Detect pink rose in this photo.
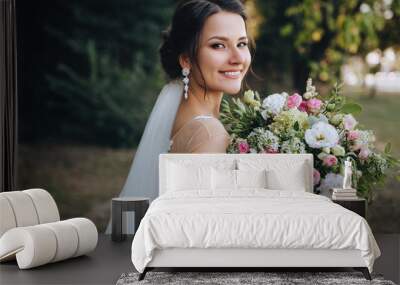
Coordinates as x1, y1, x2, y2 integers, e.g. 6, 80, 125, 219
307, 98, 322, 113
358, 147, 370, 160
287, 93, 302, 109
298, 101, 308, 112
238, 141, 249, 153
322, 155, 338, 167
313, 168, 321, 185
347, 130, 359, 141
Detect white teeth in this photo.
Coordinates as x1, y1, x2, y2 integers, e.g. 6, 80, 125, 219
224, 71, 240, 76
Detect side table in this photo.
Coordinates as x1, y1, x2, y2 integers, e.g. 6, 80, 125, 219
112, 197, 149, 242
332, 198, 366, 218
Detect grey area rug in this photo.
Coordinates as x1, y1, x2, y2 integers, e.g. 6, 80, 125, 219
116, 271, 396, 285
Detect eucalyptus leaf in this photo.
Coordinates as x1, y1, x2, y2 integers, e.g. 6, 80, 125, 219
341, 103, 362, 114
384, 142, 392, 154
294, 121, 300, 131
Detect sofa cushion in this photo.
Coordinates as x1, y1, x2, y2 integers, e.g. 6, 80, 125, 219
0, 196, 16, 237
0, 191, 39, 228
24, 189, 60, 224
0, 218, 97, 269
0, 189, 60, 238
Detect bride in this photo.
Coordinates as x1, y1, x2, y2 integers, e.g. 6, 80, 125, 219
106, 0, 253, 232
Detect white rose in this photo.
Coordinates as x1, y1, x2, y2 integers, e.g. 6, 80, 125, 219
305, 122, 339, 148
262, 93, 287, 115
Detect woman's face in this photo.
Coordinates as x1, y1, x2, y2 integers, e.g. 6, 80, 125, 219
190, 11, 251, 95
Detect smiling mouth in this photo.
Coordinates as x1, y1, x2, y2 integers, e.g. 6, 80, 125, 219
219, 70, 242, 78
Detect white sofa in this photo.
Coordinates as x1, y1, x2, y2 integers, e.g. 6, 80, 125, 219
132, 154, 375, 280
0, 188, 98, 269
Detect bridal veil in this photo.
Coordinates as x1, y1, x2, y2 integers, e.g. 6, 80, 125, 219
105, 80, 183, 233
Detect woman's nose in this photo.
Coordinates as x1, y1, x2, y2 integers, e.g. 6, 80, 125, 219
229, 47, 245, 65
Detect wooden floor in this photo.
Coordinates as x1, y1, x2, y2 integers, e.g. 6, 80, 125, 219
0, 234, 399, 285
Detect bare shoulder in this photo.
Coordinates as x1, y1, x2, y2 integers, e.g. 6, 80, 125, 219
169, 116, 231, 153
187, 117, 230, 153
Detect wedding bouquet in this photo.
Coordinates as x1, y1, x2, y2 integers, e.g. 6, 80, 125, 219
220, 78, 399, 200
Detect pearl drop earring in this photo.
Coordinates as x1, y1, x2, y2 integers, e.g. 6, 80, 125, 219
182, 67, 190, 100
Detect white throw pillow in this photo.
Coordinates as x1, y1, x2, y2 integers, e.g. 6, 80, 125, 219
211, 168, 268, 190
211, 168, 237, 190
237, 158, 309, 192
236, 169, 268, 188
167, 162, 212, 191
266, 166, 307, 191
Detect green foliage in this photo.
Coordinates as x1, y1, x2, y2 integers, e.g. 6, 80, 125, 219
20, 0, 175, 147
255, 0, 400, 90
283, 0, 387, 83
384, 142, 392, 154
220, 95, 265, 138
47, 0, 174, 72
357, 151, 399, 202
340, 103, 363, 114
47, 40, 165, 147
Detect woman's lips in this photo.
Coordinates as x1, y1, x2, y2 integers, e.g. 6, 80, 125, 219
219, 70, 242, 79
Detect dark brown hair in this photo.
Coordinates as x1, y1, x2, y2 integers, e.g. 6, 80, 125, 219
159, 0, 255, 97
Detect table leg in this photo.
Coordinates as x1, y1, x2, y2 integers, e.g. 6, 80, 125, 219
112, 201, 124, 242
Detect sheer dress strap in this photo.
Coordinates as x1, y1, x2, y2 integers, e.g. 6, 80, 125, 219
170, 115, 214, 141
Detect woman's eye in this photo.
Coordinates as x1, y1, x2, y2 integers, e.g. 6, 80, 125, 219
211, 43, 225, 49
211, 42, 248, 49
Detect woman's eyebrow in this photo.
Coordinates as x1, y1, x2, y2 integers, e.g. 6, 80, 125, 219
207, 36, 248, 41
